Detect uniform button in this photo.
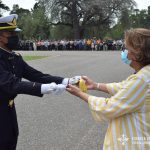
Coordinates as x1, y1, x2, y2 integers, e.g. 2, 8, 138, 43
13, 66, 15, 68
14, 74, 15, 77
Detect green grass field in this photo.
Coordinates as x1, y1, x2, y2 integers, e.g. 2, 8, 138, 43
23, 56, 48, 61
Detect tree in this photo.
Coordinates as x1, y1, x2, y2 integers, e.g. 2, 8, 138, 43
0, 0, 9, 16
129, 8, 150, 29
9, 3, 50, 40
109, 6, 150, 40
10, 4, 30, 15
31, 2, 51, 39
148, 6, 150, 15
120, 8, 131, 30
50, 25, 73, 39
10, 4, 32, 39
38, 0, 135, 39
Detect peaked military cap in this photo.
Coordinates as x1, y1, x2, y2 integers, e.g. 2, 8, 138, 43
0, 14, 21, 32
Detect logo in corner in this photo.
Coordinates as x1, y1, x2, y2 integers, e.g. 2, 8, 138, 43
118, 134, 129, 146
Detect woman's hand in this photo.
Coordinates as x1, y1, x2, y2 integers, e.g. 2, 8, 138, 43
66, 84, 90, 103
66, 84, 82, 97
81, 76, 97, 90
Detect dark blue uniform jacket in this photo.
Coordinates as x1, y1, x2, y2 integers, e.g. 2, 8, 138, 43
0, 48, 64, 143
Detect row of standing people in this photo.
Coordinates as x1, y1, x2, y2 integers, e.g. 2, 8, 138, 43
18, 39, 124, 51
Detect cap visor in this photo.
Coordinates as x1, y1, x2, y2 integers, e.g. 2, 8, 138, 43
14, 28, 22, 32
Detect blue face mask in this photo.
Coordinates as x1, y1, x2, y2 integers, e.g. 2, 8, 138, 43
121, 50, 132, 65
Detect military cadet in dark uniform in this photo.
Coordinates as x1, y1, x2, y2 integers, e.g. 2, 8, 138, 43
0, 14, 80, 150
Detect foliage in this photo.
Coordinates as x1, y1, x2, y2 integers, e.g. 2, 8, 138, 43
38, 0, 135, 39
106, 7, 150, 40
1, 0, 150, 40
10, 2, 50, 40
50, 25, 73, 40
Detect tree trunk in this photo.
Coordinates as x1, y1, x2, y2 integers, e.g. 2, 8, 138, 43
73, 23, 80, 39
72, 1, 80, 39
80, 27, 84, 39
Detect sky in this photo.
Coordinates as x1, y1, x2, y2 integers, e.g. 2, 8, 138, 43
2, 0, 150, 15
3, 0, 37, 11
134, 0, 150, 10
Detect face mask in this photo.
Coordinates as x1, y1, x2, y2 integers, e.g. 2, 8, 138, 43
121, 50, 132, 65
6, 35, 19, 50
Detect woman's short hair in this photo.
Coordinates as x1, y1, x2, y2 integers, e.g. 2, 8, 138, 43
125, 28, 150, 66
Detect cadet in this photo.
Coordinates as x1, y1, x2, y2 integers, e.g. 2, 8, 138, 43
0, 14, 79, 150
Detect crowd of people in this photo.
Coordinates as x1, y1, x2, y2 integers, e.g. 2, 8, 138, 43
18, 39, 124, 51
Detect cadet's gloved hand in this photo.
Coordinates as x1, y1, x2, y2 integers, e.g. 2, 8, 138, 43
62, 76, 81, 86
53, 84, 66, 95
41, 82, 57, 94
41, 83, 66, 95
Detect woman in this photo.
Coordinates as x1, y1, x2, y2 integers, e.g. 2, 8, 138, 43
67, 28, 150, 150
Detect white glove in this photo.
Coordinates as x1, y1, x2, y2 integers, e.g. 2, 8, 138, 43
41, 82, 57, 94
53, 84, 66, 95
62, 76, 81, 85
41, 83, 66, 95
